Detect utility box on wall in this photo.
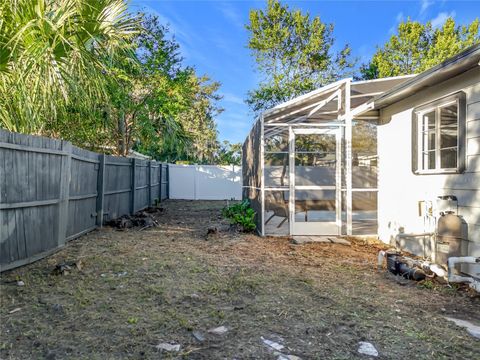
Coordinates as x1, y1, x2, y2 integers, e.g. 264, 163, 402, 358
436, 213, 468, 266
436, 195, 458, 215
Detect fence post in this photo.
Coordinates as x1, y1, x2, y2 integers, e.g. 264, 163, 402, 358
161, 163, 164, 201
166, 164, 170, 199
193, 165, 198, 200
96, 154, 105, 227
57, 141, 72, 247
159, 163, 162, 202
148, 160, 152, 206
131, 157, 137, 214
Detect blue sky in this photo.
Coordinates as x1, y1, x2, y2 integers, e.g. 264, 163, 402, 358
131, 0, 479, 144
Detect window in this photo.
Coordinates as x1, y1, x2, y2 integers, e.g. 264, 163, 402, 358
413, 92, 466, 174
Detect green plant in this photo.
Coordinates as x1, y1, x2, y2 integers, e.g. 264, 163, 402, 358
0, 0, 140, 134
419, 279, 435, 290
127, 317, 138, 324
222, 200, 256, 232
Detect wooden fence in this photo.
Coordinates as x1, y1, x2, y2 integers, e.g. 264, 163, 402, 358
0, 130, 169, 271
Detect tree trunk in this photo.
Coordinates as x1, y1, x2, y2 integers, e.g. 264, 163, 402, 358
118, 111, 126, 156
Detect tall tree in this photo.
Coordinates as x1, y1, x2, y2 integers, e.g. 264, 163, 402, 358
246, 0, 355, 113
214, 140, 242, 166
106, 14, 196, 157
175, 75, 223, 163
109, 15, 223, 162
360, 17, 479, 79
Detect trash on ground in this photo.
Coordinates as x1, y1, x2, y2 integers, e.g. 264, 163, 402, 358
206, 227, 218, 235
261, 336, 284, 351
51, 260, 83, 275
429, 264, 447, 277
208, 325, 229, 335
16, 280, 25, 286
358, 341, 379, 357
155, 342, 181, 352
51, 304, 64, 313
445, 317, 480, 339
192, 330, 205, 342
8, 307, 21, 314
277, 354, 302, 360
107, 210, 159, 230
205, 226, 218, 240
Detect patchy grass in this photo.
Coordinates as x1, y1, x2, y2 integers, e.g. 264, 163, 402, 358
1, 200, 479, 359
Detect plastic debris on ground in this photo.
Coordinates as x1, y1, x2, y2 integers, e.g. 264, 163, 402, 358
155, 343, 181, 352
357, 341, 379, 357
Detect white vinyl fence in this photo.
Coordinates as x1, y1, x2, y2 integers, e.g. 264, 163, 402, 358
169, 164, 241, 200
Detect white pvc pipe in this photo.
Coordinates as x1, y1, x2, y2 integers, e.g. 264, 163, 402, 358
447, 256, 480, 293
395, 232, 435, 237
377, 251, 385, 269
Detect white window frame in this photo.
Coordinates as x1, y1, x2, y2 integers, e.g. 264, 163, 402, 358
414, 92, 465, 175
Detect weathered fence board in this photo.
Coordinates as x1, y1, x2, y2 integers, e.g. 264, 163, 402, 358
161, 164, 168, 200
66, 145, 99, 241
0, 130, 169, 271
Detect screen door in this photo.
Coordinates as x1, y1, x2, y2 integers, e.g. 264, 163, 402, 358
289, 127, 341, 235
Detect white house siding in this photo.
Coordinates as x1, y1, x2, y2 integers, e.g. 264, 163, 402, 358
377, 66, 480, 277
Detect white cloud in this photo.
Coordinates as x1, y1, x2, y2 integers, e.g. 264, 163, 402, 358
217, 2, 244, 29
389, 12, 404, 34
431, 11, 456, 28
396, 11, 405, 23
420, 0, 434, 15
222, 93, 244, 105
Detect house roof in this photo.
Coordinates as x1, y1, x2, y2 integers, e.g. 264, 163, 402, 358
371, 43, 480, 109
262, 75, 413, 124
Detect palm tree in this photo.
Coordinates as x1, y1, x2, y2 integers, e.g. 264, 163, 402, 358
0, 0, 139, 133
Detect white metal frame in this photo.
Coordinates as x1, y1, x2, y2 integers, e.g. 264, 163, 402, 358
257, 77, 390, 237
415, 98, 460, 174
345, 80, 353, 235
289, 127, 342, 235
260, 114, 265, 236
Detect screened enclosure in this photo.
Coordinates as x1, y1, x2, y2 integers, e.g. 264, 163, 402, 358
242, 77, 411, 237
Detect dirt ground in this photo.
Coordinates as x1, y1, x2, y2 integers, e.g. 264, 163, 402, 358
1, 200, 479, 359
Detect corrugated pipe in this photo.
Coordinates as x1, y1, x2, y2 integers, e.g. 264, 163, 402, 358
447, 257, 480, 293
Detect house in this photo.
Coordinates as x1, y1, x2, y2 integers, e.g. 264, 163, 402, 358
242, 44, 480, 277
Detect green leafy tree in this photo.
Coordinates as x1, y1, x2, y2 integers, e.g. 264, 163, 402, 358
0, 0, 139, 135
246, 0, 355, 113
175, 75, 223, 163
215, 140, 242, 166
360, 17, 479, 79
97, 15, 222, 161
107, 14, 197, 157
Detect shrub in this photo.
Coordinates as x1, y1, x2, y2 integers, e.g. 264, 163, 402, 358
222, 200, 256, 232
